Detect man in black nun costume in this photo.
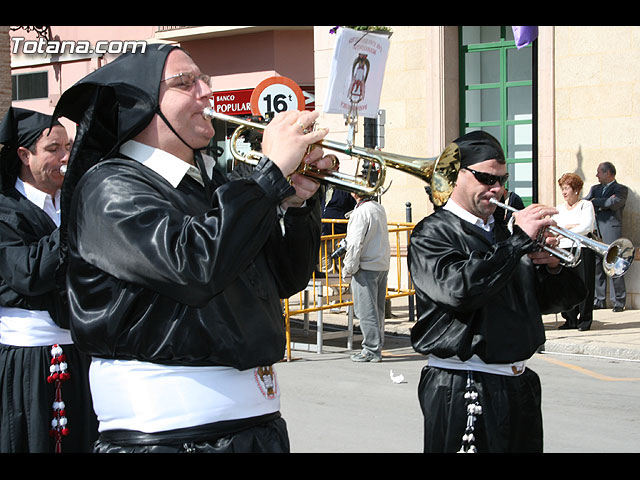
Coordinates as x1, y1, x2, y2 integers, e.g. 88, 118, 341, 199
0, 107, 98, 452
408, 131, 586, 453
52, 43, 334, 453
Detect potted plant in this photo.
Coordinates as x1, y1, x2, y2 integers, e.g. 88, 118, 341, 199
330, 26, 393, 37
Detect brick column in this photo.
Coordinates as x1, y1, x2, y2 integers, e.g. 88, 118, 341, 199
0, 26, 11, 120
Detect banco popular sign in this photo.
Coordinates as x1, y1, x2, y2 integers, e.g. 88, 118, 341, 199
210, 89, 253, 115
211, 85, 315, 117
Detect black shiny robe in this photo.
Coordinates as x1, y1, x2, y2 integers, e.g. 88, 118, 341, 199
408, 208, 586, 364
0, 187, 66, 327
66, 156, 321, 370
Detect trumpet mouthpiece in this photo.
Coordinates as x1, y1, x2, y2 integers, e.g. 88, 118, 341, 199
202, 107, 215, 119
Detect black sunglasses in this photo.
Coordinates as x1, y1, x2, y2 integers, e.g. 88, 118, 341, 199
463, 167, 509, 186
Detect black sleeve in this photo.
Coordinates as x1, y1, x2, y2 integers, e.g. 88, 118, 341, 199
71, 158, 318, 307
0, 196, 67, 325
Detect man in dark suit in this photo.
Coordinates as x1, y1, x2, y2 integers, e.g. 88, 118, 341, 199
584, 162, 628, 312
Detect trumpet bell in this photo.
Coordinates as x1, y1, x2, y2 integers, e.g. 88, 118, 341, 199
426, 143, 460, 207
604, 237, 635, 278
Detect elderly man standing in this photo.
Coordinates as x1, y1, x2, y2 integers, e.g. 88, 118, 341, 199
0, 107, 97, 452
584, 162, 628, 312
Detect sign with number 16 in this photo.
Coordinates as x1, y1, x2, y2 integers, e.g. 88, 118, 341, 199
250, 76, 306, 118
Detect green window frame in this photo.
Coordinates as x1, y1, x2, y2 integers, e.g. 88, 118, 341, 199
459, 26, 535, 205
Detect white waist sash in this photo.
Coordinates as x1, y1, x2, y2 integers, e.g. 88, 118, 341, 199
0, 307, 73, 346
89, 358, 281, 433
427, 354, 527, 376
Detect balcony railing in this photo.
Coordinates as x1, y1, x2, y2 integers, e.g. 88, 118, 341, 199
156, 26, 193, 32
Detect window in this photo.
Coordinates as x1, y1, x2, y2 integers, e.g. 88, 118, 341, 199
460, 26, 535, 204
12, 71, 48, 101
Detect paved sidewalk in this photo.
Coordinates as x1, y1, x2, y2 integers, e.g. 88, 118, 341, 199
540, 307, 640, 360
292, 297, 640, 361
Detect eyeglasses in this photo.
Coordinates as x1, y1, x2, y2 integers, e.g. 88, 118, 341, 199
463, 167, 509, 186
162, 71, 213, 90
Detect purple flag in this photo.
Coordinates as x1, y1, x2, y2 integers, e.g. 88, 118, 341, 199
512, 26, 539, 49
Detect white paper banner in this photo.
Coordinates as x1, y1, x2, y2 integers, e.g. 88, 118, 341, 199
323, 28, 390, 119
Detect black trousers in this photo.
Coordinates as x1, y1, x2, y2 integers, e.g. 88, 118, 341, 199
562, 247, 596, 328
93, 413, 290, 453
417, 366, 543, 453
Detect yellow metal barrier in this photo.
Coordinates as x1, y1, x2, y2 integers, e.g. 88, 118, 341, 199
283, 218, 416, 360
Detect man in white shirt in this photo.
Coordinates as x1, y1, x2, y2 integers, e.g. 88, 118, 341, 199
0, 107, 98, 452
342, 190, 390, 362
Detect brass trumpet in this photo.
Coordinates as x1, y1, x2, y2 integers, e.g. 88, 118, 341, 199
490, 198, 635, 278
202, 107, 460, 204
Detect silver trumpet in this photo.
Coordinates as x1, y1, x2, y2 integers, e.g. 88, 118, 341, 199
202, 107, 460, 204
489, 198, 635, 278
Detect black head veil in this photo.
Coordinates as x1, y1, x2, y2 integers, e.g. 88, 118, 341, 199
453, 130, 509, 225
51, 43, 182, 280
454, 130, 505, 168
0, 107, 62, 190
53, 42, 181, 215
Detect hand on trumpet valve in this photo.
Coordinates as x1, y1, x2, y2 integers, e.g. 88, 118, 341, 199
512, 203, 561, 268
261, 110, 329, 178
528, 247, 562, 269
528, 229, 562, 269
281, 153, 338, 209
511, 203, 559, 242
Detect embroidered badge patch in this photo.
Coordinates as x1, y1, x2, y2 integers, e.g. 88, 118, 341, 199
254, 366, 278, 399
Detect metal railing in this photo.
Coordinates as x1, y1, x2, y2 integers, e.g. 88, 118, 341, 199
283, 218, 415, 360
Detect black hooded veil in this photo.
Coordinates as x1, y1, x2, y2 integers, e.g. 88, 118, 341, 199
53, 43, 178, 235
52, 43, 223, 286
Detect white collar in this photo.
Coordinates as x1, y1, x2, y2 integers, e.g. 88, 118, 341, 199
119, 140, 215, 188
14, 177, 60, 211
444, 198, 494, 232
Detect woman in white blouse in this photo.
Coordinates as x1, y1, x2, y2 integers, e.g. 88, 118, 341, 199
552, 173, 597, 331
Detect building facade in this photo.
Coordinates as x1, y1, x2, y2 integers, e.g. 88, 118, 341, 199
5, 25, 640, 307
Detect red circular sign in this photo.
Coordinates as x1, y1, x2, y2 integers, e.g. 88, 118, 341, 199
250, 76, 306, 117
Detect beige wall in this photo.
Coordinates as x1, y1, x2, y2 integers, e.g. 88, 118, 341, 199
551, 26, 640, 306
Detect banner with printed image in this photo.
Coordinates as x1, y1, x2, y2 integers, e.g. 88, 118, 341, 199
323, 28, 390, 119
